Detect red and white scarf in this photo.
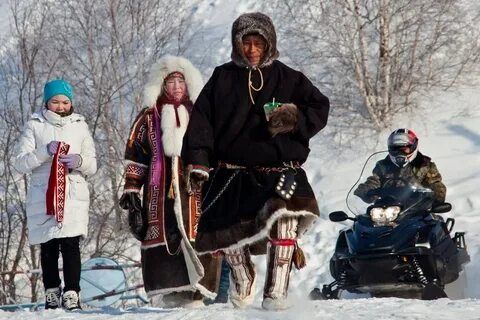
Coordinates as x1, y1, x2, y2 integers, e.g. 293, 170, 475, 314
46, 142, 70, 223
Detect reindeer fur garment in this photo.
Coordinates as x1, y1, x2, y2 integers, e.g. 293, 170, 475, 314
123, 55, 219, 298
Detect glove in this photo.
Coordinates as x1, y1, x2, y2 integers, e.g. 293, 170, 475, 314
365, 189, 378, 198
119, 192, 147, 241
268, 103, 298, 137
59, 154, 83, 169
185, 165, 209, 195
365, 189, 380, 203
47, 141, 60, 156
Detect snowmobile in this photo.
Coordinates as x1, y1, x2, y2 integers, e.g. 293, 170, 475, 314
310, 173, 470, 300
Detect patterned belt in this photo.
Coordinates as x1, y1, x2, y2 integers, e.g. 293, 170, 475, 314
217, 161, 301, 173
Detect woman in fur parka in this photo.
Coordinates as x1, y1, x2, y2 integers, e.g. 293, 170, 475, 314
119, 55, 220, 307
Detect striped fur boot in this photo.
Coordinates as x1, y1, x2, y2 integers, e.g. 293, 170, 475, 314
223, 247, 256, 309
262, 216, 298, 311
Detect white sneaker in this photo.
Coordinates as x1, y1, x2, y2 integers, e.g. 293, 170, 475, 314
261, 296, 291, 311
45, 287, 61, 310
62, 290, 81, 310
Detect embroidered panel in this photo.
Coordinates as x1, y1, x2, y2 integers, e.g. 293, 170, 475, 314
126, 162, 147, 178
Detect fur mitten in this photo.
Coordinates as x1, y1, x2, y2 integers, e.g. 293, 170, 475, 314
268, 103, 298, 137
119, 192, 147, 241
185, 164, 209, 195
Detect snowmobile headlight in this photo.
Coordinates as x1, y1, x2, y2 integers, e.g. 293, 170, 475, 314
370, 206, 401, 226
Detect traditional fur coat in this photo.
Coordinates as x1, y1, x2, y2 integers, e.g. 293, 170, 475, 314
123, 55, 219, 298
182, 13, 330, 255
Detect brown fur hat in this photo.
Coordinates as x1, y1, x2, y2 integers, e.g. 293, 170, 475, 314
231, 12, 279, 68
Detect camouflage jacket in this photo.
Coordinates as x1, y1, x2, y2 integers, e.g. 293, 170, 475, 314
354, 152, 446, 203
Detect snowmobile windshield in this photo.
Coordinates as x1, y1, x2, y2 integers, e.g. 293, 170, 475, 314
345, 151, 389, 216
345, 151, 435, 217
373, 184, 435, 215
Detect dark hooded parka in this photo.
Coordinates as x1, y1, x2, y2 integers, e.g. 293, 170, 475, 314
182, 13, 330, 254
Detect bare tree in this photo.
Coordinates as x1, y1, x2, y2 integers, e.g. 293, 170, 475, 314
266, 0, 480, 135
43, 0, 196, 259
0, 0, 197, 305
0, 0, 55, 304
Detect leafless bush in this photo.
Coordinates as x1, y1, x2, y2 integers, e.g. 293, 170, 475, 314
266, 0, 480, 139
0, 0, 197, 304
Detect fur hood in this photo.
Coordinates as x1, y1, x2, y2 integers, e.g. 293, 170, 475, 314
143, 55, 203, 107
231, 12, 279, 68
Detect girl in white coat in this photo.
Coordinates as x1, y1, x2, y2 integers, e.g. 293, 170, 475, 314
14, 79, 97, 310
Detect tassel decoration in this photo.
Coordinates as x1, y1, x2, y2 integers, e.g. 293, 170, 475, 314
293, 244, 306, 270
168, 180, 175, 199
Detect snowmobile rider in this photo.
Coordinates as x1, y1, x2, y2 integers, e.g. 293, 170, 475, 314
354, 128, 446, 204
182, 12, 330, 311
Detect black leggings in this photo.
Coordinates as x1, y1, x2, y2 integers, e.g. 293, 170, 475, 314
40, 236, 81, 292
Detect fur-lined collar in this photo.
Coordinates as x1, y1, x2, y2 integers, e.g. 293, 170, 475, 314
160, 104, 189, 157
143, 55, 203, 107
231, 12, 279, 69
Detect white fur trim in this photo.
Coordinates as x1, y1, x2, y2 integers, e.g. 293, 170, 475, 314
196, 208, 318, 255
172, 157, 203, 277
161, 104, 189, 157
191, 168, 209, 179
146, 283, 216, 299
172, 157, 215, 298
147, 285, 197, 297
143, 55, 204, 106
140, 157, 215, 298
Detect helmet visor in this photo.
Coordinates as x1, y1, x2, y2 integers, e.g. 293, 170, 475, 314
388, 145, 413, 157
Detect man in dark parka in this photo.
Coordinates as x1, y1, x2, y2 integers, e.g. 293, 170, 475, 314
182, 12, 330, 310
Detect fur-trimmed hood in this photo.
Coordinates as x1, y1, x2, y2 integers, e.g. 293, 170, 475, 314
231, 12, 279, 68
143, 55, 203, 107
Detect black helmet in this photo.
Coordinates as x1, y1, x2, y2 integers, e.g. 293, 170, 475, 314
387, 128, 418, 167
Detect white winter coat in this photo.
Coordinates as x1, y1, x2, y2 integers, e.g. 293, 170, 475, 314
14, 108, 97, 245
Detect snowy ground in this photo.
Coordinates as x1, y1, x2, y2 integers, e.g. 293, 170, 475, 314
2, 84, 478, 320
2, 298, 480, 320
1, 0, 480, 319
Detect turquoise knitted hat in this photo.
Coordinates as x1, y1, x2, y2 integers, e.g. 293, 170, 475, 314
43, 79, 73, 103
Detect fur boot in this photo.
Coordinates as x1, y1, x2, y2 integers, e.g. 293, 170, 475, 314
224, 247, 256, 309
262, 216, 298, 310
